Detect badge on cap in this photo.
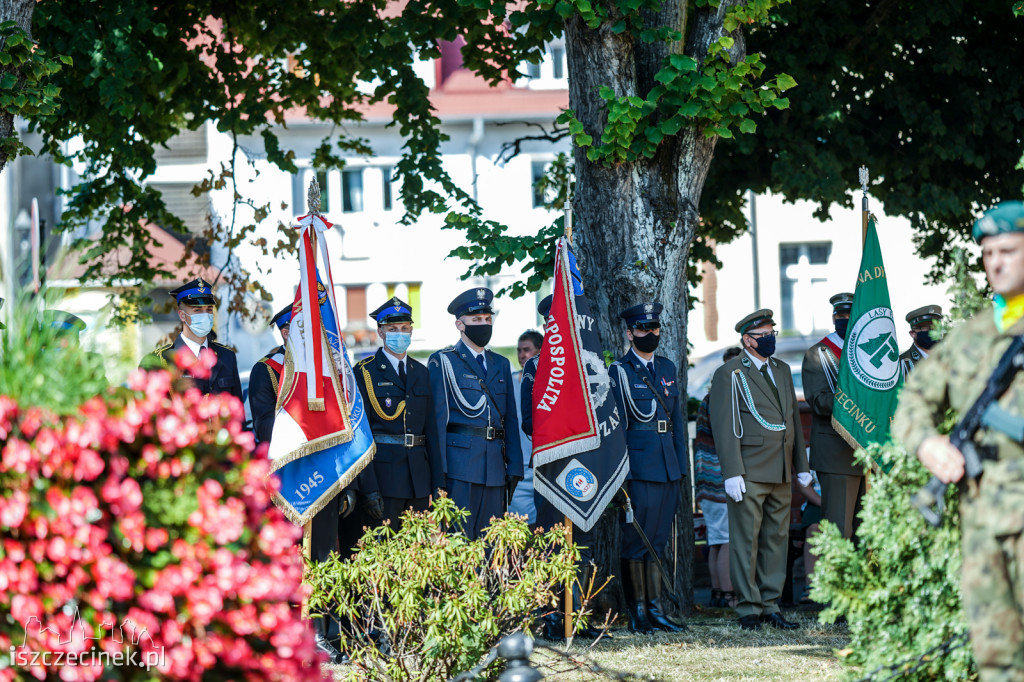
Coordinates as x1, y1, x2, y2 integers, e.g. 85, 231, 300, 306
197, 277, 206, 293
476, 288, 486, 300
644, 303, 653, 313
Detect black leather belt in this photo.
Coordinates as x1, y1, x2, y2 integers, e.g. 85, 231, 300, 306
375, 433, 426, 447
628, 419, 673, 433
447, 423, 506, 441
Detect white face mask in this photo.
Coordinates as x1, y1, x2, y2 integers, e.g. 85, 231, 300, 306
188, 312, 214, 338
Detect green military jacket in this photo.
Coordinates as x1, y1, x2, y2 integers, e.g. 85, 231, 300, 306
892, 312, 1024, 535
800, 338, 858, 476
709, 351, 808, 484
898, 345, 927, 379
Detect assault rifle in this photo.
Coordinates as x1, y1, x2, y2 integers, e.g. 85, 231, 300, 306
913, 335, 1024, 526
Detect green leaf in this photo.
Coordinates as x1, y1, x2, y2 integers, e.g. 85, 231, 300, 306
739, 119, 757, 134
776, 73, 797, 91
576, 133, 593, 146
0, 73, 17, 90
660, 117, 683, 136
669, 54, 697, 72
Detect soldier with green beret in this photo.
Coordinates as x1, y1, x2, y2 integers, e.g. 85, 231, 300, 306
893, 201, 1024, 680
899, 305, 944, 377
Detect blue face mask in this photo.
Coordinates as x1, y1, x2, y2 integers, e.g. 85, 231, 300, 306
834, 317, 849, 340
188, 312, 214, 338
384, 331, 412, 355
754, 334, 776, 358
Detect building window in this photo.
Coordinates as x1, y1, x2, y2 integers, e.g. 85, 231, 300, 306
382, 167, 393, 212
526, 60, 541, 79
779, 242, 833, 336
346, 285, 367, 326
342, 169, 364, 213
532, 160, 551, 208
551, 46, 565, 79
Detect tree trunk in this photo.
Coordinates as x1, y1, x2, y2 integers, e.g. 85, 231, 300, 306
565, 0, 745, 619
0, 0, 36, 175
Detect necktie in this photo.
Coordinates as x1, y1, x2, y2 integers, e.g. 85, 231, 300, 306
760, 364, 781, 407
476, 354, 487, 375
646, 361, 656, 383
398, 360, 406, 383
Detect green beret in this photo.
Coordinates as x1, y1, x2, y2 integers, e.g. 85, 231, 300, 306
735, 308, 775, 334
973, 201, 1024, 243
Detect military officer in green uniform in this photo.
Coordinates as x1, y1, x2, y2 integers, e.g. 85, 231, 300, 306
893, 202, 1024, 681
899, 305, 944, 377
141, 279, 242, 401
801, 293, 864, 539
709, 309, 811, 631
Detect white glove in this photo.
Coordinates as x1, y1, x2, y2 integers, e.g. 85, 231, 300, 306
724, 475, 746, 502
797, 472, 813, 488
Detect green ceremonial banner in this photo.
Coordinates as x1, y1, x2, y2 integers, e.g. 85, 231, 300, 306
832, 218, 902, 465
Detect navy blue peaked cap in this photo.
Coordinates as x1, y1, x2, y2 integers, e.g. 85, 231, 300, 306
538, 294, 553, 319
448, 287, 494, 317
170, 278, 217, 306
370, 296, 414, 325
620, 302, 662, 329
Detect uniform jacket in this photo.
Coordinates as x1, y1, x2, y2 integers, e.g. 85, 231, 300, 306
520, 355, 539, 437
248, 346, 283, 444
610, 351, 687, 483
142, 335, 243, 402
427, 340, 524, 487
801, 338, 858, 475
356, 348, 443, 498
899, 345, 926, 379
893, 313, 1024, 535
708, 351, 808, 484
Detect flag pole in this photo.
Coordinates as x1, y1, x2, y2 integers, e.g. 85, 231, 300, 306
562, 200, 575, 643
859, 166, 869, 247
300, 177, 321, 620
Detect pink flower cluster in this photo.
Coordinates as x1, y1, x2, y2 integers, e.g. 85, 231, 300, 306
0, 369, 326, 681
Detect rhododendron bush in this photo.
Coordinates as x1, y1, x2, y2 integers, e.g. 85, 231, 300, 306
0, 364, 327, 681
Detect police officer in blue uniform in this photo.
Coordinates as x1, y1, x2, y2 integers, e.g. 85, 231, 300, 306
428, 287, 524, 540
141, 278, 243, 402
355, 297, 443, 532
610, 302, 686, 634
249, 304, 292, 444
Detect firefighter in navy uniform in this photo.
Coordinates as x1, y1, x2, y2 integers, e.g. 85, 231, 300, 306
249, 304, 292, 444
355, 297, 443, 532
141, 278, 243, 401
427, 287, 524, 540
610, 302, 687, 634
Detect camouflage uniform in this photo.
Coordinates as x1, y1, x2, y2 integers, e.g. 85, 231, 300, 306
893, 311, 1024, 680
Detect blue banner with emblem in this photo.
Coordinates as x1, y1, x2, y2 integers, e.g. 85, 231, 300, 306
532, 237, 630, 532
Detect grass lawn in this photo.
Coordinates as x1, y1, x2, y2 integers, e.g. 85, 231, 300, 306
530, 608, 851, 681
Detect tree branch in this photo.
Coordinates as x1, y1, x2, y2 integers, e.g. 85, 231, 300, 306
493, 121, 571, 165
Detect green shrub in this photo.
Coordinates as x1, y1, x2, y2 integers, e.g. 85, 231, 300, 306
305, 496, 578, 681
810, 443, 975, 680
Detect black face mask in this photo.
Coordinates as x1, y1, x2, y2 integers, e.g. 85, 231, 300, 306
463, 323, 493, 348
753, 335, 776, 357
632, 332, 660, 353
915, 330, 937, 350
834, 318, 849, 340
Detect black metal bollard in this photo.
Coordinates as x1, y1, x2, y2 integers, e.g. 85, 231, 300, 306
497, 632, 543, 682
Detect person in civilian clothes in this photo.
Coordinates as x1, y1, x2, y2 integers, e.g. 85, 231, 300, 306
709, 309, 811, 632
510, 327, 543, 524
610, 302, 687, 634
355, 296, 443, 532
427, 287, 524, 540
141, 278, 242, 401
694, 346, 743, 608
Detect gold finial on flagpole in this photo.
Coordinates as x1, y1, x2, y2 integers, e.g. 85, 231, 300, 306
564, 200, 573, 244
859, 166, 869, 246
307, 176, 322, 216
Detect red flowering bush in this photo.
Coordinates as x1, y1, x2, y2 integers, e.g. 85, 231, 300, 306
0, 363, 327, 681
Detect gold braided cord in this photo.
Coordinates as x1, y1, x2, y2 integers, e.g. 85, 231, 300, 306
361, 363, 405, 421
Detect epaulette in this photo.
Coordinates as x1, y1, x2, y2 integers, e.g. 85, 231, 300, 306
440, 345, 456, 353
211, 341, 237, 352
355, 355, 374, 367
154, 343, 173, 354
